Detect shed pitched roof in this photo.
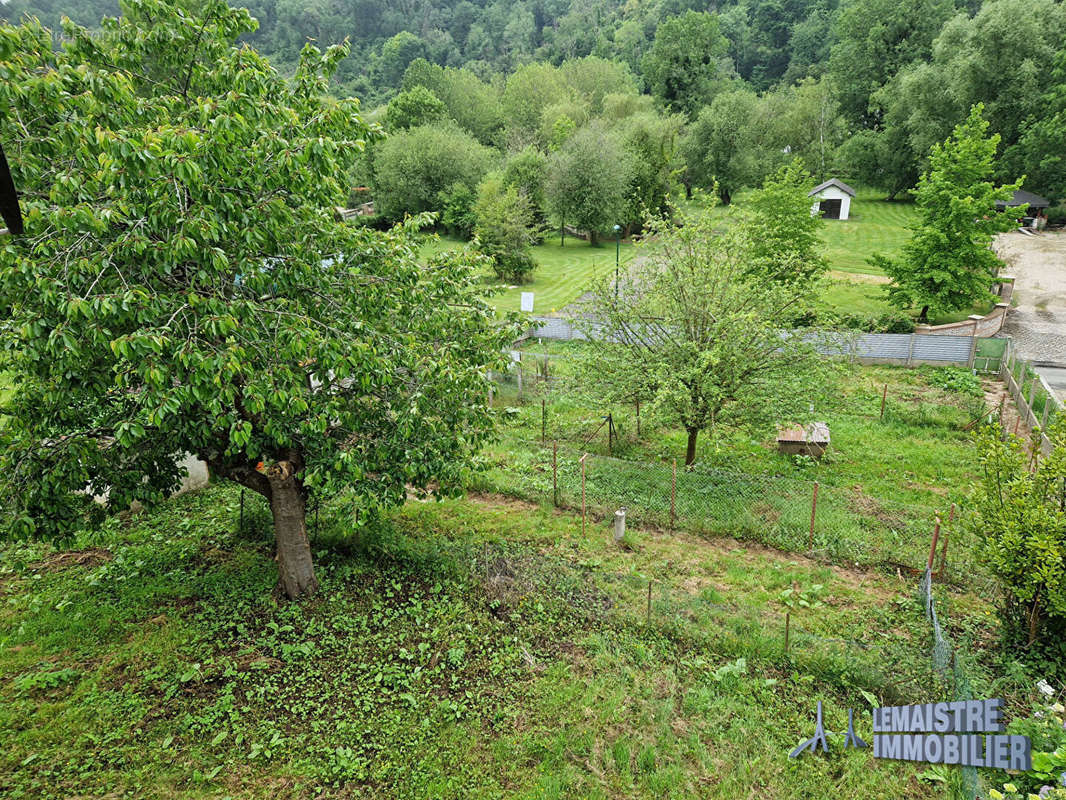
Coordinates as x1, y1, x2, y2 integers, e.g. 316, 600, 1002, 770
808, 178, 856, 198
995, 189, 1049, 209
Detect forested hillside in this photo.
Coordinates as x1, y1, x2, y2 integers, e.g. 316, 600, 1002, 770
4, 0, 1065, 209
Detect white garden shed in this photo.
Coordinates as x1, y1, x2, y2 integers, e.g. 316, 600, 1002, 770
808, 179, 856, 220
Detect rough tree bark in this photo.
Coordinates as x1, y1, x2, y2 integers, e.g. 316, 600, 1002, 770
685, 428, 699, 466
205, 453, 318, 600
265, 459, 318, 599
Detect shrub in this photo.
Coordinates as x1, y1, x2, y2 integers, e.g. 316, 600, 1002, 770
372, 122, 495, 221
968, 419, 1066, 660
438, 182, 478, 238
474, 174, 536, 282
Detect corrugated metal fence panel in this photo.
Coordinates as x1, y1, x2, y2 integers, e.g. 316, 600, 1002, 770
911, 335, 972, 362
858, 333, 913, 359
525, 318, 974, 364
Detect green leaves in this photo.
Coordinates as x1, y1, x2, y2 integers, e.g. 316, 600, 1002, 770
969, 417, 1066, 647
882, 104, 1021, 318
0, 4, 519, 545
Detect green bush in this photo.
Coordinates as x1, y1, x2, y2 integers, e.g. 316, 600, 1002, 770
968, 420, 1066, 662
1046, 203, 1066, 226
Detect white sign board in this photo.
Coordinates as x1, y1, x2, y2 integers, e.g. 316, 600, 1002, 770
520, 292, 534, 313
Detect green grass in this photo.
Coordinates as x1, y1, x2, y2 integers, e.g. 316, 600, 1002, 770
0, 482, 1013, 799
484, 356, 994, 576
422, 234, 636, 315
819, 189, 919, 277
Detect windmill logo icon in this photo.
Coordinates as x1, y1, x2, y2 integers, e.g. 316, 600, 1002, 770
790, 701, 868, 758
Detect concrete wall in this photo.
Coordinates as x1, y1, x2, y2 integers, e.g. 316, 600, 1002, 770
523, 317, 978, 366
914, 303, 1009, 338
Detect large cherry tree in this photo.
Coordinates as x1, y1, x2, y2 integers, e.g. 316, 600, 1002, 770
0, 1, 516, 598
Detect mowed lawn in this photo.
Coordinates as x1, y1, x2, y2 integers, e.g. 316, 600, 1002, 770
820, 189, 919, 276
421, 190, 985, 323
422, 235, 636, 316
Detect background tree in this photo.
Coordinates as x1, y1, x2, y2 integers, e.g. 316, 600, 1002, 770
738, 161, 828, 287
969, 419, 1066, 651
546, 121, 629, 244
502, 145, 549, 229
876, 105, 1021, 321
681, 89, 761, 203
384, 85, 446, 131
1009, 48, 1066, 203
0, 4, 516, 598
619, 111, 685, 229
574, 210, 837, 466
378, 30, 425, 86
827, 0, 954, 127
501, 62, 570, 145
642, 11, 732, 118
473, 173, 536, 281
372, 122, 496, 220
401, 59, 504, 145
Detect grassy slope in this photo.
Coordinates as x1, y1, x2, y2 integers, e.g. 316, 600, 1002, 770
484, 356, 992, 575
1, 484, 992, 799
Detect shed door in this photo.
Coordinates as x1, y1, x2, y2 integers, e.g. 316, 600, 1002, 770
819, 198, 841, 219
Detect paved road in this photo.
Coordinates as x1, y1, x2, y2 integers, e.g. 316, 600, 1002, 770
996, 231, 1066, 398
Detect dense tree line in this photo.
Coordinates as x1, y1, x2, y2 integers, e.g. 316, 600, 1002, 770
6, 0, 1066, 235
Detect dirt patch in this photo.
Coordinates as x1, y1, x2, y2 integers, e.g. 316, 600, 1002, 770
848, 489, 907, 528
981, 378, 1035, 455
466, 491, 541, 514
33, 547, 112, 572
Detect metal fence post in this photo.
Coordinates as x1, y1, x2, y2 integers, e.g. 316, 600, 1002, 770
808, 482, 819, 552
580, 453, 588, 536
671, 459, 677, 529
906, 333, 917, 367
552, 440, 558, 507
927, 515, 942, 574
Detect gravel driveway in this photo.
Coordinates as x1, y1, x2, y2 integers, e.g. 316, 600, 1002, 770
997, 231, 1066, 363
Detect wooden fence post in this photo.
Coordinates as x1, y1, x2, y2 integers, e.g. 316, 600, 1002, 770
671, 459, 677, 529
541, 399, 547, 441
927, 515, 942, 574
636, 401, 641, 438
809, 482, 820, 552
552, 441, 558, 507
880, 385, 887, 420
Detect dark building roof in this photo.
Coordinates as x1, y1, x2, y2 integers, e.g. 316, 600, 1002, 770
996, 189, 1050, 209
808, 178, 856, 198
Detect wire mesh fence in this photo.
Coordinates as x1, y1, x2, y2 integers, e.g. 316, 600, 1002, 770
470, 440, 983, 581
920, 566, 979, 800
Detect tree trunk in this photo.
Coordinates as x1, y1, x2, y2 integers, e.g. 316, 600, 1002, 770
589, 230, 598, 246
684, 180, 693, 201
266, 460, 318, 599
685, 428, 699, 466
918, 305, 929, 323
1027, 598, 1041, 647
